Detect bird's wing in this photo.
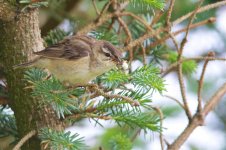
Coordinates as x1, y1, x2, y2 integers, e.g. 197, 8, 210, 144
34, 35, 94, 60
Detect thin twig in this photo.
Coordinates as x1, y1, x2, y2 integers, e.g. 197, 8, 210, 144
164, 138, 170, 147
120, 12, 152, 31
92, 0, 100, 15
168, 31, 180, 52
149, 17, 216, 49
164, 95, 185, 109
150, 0, 170, 26
77, 13, 115, 35
130, 129, 141, 142
108, 18, 116, 30
181, 0, 204, 51
88, 114, 112, 120
152, 106, 164, 150
166, 0, 178, 53
197, 52, 214, 112
96, 0, 113, 22
88, 84, 140, 106
172, 0, 226, 26
77, 1, 129, 35
166, 0, 176, 26
141, 44, 147, 65
12, 130, 37, 150
117, 16, 133, 62
122, 28, 163, 51
117, 17, 133, 44
176, 66, 192, 121
150, 10, 164, 26
120, 12, 162, 42
176, 0, 204, 121
180, 0, 204, 56
203, 83, 226, 116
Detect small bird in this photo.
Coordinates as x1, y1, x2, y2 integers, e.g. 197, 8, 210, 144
14, 35, 123, 85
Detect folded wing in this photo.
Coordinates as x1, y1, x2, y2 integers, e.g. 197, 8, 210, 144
34, 35, 94, 60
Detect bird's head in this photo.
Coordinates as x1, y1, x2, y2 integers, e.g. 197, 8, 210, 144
93, 40, 123, 68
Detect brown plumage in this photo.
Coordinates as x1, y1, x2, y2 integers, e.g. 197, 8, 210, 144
14, 35, 123, 84
34, 35, 94, 60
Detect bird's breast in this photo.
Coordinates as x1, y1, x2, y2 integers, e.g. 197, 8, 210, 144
42, 57, 115, 85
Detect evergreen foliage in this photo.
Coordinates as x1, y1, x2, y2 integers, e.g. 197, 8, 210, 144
100, 64, 165, 93
44, 29, 69, 46
131, 65, 165, 93
39, 128, 87, 150
112, 111, 160, 131
100, 127, 139, 149
0, 108, 17, 138
2, 0, 219, 149
121, 0, 165, 10
90, 29, 119, 45
100, 69, 129, 89
23, 63, 164, 148
1, 0, 166, 149
109, 134, 133, 150
24, 68, 83, 118
166, 51, 197, 75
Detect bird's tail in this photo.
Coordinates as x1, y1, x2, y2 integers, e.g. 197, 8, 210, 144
13, 60, 36, 70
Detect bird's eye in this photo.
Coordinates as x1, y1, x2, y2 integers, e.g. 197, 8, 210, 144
102, 47, 112, 57
104, 52, 111, 57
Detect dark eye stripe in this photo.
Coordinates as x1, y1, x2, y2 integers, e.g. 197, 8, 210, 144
104, 53, 111, 57
103, 41, 122, 58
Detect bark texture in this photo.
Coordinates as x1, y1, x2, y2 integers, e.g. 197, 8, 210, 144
0, 2, 64, 150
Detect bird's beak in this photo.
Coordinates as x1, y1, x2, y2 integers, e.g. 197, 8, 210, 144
113, 57, 123, 67
117, 58, 123, 66
114, 51, 123, 67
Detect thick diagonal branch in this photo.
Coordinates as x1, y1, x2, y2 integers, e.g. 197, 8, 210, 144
168, 83, 226, 150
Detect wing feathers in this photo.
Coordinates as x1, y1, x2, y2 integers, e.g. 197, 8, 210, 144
34, 35, 94, 60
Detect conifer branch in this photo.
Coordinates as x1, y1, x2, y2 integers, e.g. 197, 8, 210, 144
90, 84, 140, 106
124, 1, 224, 51
168, 83, 226, 150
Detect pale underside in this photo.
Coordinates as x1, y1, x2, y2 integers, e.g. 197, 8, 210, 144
33, 56, 116, 84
